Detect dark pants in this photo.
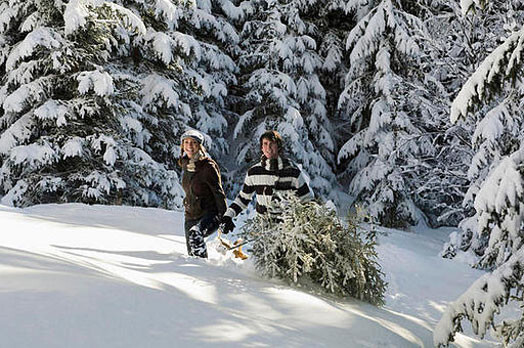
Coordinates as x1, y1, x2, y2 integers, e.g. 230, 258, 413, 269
184, 213, 220, 258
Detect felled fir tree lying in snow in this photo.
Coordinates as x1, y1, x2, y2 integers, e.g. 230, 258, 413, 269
240, 196, 387, 306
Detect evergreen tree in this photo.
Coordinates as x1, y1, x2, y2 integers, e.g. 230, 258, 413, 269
434, 1, 524, 346
0, 0, 239, 207
337, 0, 437, 227
437, 0, 524, 257
229, 0, 338, 200
408, 0, 473, 227
434, 248, 524, 347
240, 195, 387, 305
0, 0, 186, 207
184, 0, 242, 157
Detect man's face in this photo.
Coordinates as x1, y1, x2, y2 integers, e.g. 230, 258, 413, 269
261, 138, 279, 159
183, 138, 200, 158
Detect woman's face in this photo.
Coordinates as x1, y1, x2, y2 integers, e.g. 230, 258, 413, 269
183, 138, 200, 158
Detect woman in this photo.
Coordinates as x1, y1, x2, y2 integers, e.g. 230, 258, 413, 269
179, 129, 227, 258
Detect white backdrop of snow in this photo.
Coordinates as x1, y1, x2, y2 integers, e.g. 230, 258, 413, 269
0, 203, 506, 347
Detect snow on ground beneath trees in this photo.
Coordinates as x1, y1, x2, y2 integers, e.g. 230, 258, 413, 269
0, 203, 499, 347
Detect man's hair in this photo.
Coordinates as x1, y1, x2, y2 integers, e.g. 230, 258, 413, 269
259, 130, 283, 150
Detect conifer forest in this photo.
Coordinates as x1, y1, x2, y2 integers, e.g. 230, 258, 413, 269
0, 0, 523, 346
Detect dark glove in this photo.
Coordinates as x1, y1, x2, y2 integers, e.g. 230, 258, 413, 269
200, 214, 221, 238
220, 215, 235, 234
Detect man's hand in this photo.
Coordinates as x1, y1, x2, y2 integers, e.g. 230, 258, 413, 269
220, 216, 235, 234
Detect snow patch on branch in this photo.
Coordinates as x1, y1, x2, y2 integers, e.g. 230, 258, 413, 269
216, 0, 244, 20
20, 12, 40, 33
6, 27, 62, 71
338, 131, 364, 163
105, 2, 147, 35
472, 102, 509, 145
10, 142, 57, 166
0, 180, 29, 206
451, 28, 524, 123
0, 3, 16, 33
434, 248, 524, 346
172, 32, 201, 60
90, 135, 118, 166
474, 155, 523, 215
77, 70, 114, 96
34, 99, 68, 127
64, 0, 91, 35
233, 110, 253, 139
146, 31, 173, 65
460, 0, 479, 16
62, 137, 84, 159
0, 113, 34, 154
141, 74, 187, 113
154, 0, 184, 30
65, 0, 146, 35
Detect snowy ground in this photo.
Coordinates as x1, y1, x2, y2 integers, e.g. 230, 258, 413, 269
0, 203, 498, 347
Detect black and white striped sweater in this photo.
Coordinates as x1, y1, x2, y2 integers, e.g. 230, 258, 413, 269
224, 156, 314, 219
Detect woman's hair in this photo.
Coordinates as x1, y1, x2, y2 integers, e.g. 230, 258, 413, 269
259, 130, 283, 151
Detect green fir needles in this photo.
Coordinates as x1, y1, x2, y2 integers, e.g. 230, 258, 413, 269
240, 196, 387, 306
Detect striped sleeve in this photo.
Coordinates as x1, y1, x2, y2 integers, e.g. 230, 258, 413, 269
296, 170, 314, 202
224, 171, 256, 218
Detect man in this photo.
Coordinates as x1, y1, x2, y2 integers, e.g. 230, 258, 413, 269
220, 130, 314, 233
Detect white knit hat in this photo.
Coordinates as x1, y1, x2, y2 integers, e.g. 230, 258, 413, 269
180, 129, 204, 144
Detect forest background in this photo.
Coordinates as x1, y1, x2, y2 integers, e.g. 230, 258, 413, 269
0, 0, 523, 346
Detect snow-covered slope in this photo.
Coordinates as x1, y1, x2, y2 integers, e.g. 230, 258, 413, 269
0, 204, 495, 347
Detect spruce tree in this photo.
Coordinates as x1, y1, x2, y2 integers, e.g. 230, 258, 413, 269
434, 1, 524, 346
1, 0, 189, 207
240, 196, 387, 305
0, 0, 239, 207
183, 0, 242, 157
229, 0, 338, 200
407, 0, 472, 227
439, 0, 524, 259
337, 0, 437, 227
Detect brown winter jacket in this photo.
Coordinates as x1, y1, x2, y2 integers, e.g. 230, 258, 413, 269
180, 156, 227, 220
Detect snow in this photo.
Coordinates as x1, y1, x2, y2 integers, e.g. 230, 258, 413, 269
105, 2, 147, 35
62, 137, 84, 158
64, 0, 90, 35
6, 27, 62, 71
0, 203, 498, 347
10, 142, 57, 166
64, 0, 146, 36
77, 70, 114, 97
461, 0, 478, 17
450, 28, 524, 123
0, 112, 34, 154
90, 135, 118, 166
154, 0, 184, 30
474, 156, 523, 214
20, 11, 39, 33
172, 32, 201, 60
146, 31, 174, 65
434, 247, 524, 346
141, 74, 181, 110
0, 180, 29, 206
472, 102, 508, 145
34, 99, 68, 127
216, 0, 244, 21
